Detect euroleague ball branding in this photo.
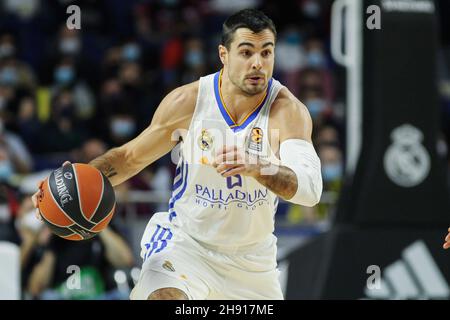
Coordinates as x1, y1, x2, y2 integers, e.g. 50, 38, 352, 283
40, 163, 116, 241
53, 167, 73, 208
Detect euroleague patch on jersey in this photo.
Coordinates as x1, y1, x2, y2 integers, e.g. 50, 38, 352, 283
197, 129, 214, 151
248, 127, 263, 152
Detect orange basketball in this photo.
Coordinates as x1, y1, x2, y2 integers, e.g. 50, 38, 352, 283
37, 163, 116, 241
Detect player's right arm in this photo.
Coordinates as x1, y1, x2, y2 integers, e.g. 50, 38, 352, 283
31, 82, 198, 214
89, 82, 198, 186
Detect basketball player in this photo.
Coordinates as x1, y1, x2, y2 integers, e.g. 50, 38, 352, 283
32, 9, 322, 299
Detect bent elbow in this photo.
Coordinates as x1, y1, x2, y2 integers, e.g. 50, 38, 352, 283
298, 192, 321, 207
287, 179, 322, 207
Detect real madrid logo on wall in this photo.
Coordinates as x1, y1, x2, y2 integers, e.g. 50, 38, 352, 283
198, 129, 214, 151
383, 124, 430, 187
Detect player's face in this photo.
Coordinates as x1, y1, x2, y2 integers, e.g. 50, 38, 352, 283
220, 28, 275, 96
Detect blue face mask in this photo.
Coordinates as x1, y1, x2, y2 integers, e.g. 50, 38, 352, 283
285, 32, 302, 46
306, 99, 326, 119
111, 118, 136, 138
54, 66, 75, 85
322, 163, 343, 182
0, 160, 13, 182
185, 50, 203, 67
307, 50, 325, 68
0, 67, 18, 86
122, 44, 141, 62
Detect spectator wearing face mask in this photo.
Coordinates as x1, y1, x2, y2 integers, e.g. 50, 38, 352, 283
16, 96, 42, 154
121, 41, 142, 64
38, 90, 87, 156
181, 37, 206, 84
274, 27, 306, 97
299, 38, 335, 106
319, 144, 344, 186
0, 119, 33, 174
0, 33, 37, 129
50, 57, 96, 124
0, 33, 36, 92
302, 89, 331, 127
108, 114, 137, 146
117, 60, 154, 132
39, 25, 97, 88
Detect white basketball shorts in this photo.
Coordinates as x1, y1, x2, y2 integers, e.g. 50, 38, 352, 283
129, 212, 283, 300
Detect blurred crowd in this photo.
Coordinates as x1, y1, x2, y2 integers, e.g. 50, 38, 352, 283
0, 0, 448, 299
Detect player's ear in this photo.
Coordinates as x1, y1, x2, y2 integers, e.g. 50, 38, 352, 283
218, 45, 227, 65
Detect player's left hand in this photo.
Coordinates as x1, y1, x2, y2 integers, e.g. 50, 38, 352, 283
212, 145, 261, 178
444, 227, 450, 250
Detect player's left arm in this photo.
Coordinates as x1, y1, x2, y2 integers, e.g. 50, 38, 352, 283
213, 89, 322, 206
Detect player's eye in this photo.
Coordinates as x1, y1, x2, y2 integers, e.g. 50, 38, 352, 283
262, 50, 272, 57
241, 50, 251, 57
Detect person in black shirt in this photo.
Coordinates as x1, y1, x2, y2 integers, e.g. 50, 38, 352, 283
26, 224, 134, 300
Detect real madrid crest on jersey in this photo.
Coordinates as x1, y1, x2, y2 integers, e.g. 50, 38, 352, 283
197, 129, 213, 151
247, 127, 263, 152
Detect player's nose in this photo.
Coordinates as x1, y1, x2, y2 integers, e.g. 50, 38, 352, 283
251, 55, 262, 70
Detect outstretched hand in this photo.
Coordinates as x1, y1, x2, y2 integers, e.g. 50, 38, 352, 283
444, 227, 450, 250
31, 161, 72, 221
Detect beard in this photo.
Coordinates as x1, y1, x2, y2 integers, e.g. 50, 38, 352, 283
228, 72, 267, 96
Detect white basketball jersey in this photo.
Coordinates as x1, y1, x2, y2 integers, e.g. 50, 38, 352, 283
167, 70, 284, 248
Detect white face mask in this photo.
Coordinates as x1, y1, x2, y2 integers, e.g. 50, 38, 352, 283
302, 0, 321, 18
0, 204, 10, 223
0, 44, 15, 59
16, 209, 44, 232
59, 38, 81, 55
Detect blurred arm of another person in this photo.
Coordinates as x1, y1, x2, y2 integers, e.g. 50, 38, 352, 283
0, 130, 34, 173
26, 228, 55, 297
16, 198, 42, 269
99, 227, 134, 268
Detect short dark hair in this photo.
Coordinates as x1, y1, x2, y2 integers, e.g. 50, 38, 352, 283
221, 9, 277, 50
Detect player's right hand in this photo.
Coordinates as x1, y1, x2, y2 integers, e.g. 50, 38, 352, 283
31, 161, 72, 221
31, 182, 44, 221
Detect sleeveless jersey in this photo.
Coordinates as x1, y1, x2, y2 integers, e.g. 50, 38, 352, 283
167, 70, 284, 249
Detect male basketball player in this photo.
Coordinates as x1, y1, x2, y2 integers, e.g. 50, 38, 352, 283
32, 9, 322, 299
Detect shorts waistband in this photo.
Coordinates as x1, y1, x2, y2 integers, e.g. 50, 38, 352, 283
194, 235, 276, 255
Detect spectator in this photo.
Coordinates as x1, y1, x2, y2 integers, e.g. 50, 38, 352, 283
16, 96, 42, 153
0, 118, 33, 174
26, 224, 134, 300
0, 182, 20, 244
38, 89, 87, 153
50, 57, 96, 123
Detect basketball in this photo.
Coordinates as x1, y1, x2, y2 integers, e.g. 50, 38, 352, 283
37, 163, 116, 241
